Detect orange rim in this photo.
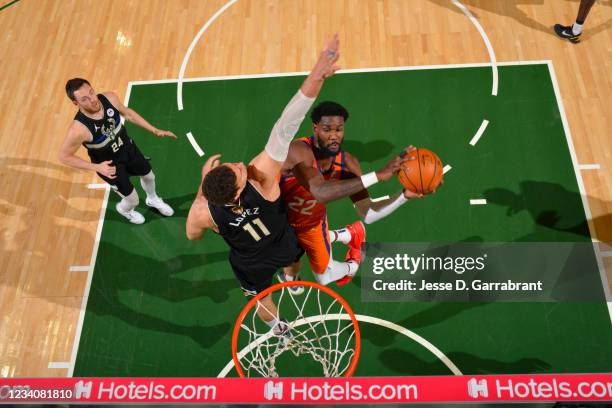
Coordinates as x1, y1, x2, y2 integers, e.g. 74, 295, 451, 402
231, 280, 361, 377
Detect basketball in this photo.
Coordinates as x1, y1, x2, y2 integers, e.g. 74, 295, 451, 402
397, 148, 443, 194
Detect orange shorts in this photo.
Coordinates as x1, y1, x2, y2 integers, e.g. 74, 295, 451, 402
293, 216, 332, 275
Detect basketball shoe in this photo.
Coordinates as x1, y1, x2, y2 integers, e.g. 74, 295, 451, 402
276, 271, 304, 295
116, 203, 145, 224
554, 24, 581, 43
335, 247, 361, 287
145, 196, 174, 216
273, 317, 292, 346
346, 220, 366, 251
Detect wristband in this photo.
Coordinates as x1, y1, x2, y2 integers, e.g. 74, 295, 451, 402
397, 193, 409, 204
360, 171, 379, 189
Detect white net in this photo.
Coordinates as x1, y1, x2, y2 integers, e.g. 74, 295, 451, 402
234, 283, 359, 377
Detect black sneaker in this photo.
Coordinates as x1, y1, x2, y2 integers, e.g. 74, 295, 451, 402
276, 271, 304, 295
272, 317, 292, 346
554, 24, 581, 43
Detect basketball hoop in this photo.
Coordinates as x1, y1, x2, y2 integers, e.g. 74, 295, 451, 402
232, 281, 361, 377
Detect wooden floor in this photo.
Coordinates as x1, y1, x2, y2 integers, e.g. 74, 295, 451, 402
0, 0, 610, 377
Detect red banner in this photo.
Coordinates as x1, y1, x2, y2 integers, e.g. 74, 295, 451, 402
1, 374, 611, 403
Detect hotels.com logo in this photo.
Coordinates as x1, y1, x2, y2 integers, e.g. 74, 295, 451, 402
467, 378, 489, 398
264, 381, 283, 400
74, 380, 93, 399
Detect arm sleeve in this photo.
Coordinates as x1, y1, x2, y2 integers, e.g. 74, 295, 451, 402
353, 191, 408, 224
264, 90, 316, 162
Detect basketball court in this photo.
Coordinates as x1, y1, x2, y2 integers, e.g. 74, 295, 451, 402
66, 61, 610, 378
1, 0, 610, 389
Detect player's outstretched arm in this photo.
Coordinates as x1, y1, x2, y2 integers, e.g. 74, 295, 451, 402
104, 92, 177, 139
292, 145, 413, 204
249, 34, 340, 195
186, 202, 212, 240
349, 147, 423, 224
186, 154, 221, 240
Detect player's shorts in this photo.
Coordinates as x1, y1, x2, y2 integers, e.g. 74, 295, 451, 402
96, 139, 152, 196
293, 215, 332, 275
229, 225, 304, 296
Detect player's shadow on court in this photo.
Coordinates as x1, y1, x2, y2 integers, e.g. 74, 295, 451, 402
96, 241, 237, 303
379, 348, 550, 375
341, 140, 395, 163
427, 0, 611, 39
86, 288, 230, 350
145, 192, 196, 219
484, 181, 612, 242
360, 302, 489, 349
80, 242, 237, 351
0, 157, 100, 222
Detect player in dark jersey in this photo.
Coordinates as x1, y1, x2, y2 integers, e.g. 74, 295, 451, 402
59, 78, 175, 224
186, 34, 340, 332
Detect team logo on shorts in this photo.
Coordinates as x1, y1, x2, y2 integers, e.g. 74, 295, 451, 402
107, 108, 115, 117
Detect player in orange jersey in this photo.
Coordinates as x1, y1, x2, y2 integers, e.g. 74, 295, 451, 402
279, 101, 423, 289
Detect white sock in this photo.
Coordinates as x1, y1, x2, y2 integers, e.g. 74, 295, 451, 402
329, 228, 351, 244
264, 317, 280, 328
572, 22, 583, 35
347, 260, 359, 275
117, 189, 139, 213
140, 170, 158, 199
283, 271, 296, 281
314, 259, 359, 286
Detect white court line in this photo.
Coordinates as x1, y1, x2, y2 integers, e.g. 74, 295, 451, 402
186, 132, 205, 157
452, 0, 498, 96
217, 313, 462, 378
547, 61, 612, 323
470, 199, 487, 205
177, 0, 239, 110
69, 266, 89, 272
443, 164, 452, 174
48, 362, 70, 369
579, 164, 601, 170
68, 183, 110, 377
371, 195, 390, 202
87, 183, 108, 189
469, 119, 489, 146
601, 251, 612, 258
139, 60, 550, 86
67, 84, 133, 377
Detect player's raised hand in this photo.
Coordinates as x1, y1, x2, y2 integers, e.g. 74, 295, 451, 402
376, 146, 417, 181
154, 128, 177, 139
403, 189, 424, 199
376, 156, 403, 181
399, 145, 417, 159
96, 160, 116, 179
202, 154, 222, 178
313, 33, 340, 80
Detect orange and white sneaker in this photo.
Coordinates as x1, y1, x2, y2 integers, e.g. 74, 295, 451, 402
346, 220, 366, 251
336, 247, 361, 286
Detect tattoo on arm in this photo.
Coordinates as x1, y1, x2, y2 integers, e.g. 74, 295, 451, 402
314, 177, 367, 203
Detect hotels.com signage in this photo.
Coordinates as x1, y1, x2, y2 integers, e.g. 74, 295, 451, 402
0, 374, 610, 403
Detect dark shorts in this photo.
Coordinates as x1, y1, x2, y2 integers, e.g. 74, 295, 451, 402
230, 233, 304, 297
96, 140, 152, 196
